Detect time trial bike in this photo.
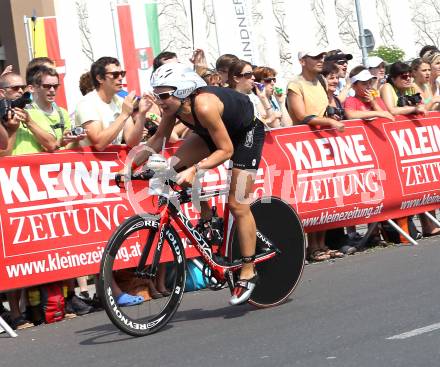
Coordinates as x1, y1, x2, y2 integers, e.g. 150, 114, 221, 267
99, 169, 306, 337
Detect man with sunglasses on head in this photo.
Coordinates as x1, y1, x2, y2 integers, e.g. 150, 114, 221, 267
140, 62, 265, 305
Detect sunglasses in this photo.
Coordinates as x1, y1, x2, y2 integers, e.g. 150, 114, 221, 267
105, 71, 126, 79
263, 77, 276, 83
399, 73, 411, 80
238, 71, 254, 79
153, 91, 175, 100
5, 85, 26, 91
41, 83, 60, 90
335, 60, 348, 65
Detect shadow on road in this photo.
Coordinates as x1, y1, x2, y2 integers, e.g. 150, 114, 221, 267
76, 319, 171, 345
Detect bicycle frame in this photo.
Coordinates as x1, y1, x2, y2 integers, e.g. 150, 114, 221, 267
144, 188, 279, 284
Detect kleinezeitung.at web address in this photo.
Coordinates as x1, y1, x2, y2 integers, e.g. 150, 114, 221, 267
5, 244, 142, 279
302, 204, 384, 227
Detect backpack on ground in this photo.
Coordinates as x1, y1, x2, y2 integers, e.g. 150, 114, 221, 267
185, 258, 207, 292
40, 282, 65, 324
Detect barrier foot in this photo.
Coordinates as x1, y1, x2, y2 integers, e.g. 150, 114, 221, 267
0, 315, 18, 338
387, 219, 418, 245
423, 212, 440, 228
358, 222, 380, 248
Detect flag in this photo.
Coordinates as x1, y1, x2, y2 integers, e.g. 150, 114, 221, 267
115, 0, 161, 94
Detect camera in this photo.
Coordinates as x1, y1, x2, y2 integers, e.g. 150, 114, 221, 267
397, 93, 422, 107
0, 92, 32, 123
70, 126, 85, 136
325, 105, 345, 120
144, 120, 158, 136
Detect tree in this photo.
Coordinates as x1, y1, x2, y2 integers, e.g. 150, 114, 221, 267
76, 0, 94, 63
410, 0, 440, 49
272, 0, 293, 77
369, 45, 405, 63
335, 0, 360, 48
376, 0, 394, 46
311, 0, 329, 48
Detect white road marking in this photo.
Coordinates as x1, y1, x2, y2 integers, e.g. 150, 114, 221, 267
387, 322, 440, 340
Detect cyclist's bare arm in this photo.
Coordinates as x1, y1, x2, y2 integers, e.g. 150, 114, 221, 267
131, 113, 176, 167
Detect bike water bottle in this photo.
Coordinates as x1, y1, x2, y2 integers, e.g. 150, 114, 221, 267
146, 153, 168, 195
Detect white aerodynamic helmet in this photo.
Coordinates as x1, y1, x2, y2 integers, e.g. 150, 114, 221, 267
151, 62, 207, 99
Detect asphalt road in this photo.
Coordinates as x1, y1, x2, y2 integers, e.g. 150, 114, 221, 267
2, 238, 440, 367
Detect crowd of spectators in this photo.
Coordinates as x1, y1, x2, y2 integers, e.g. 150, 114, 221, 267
1, 41, 440, 330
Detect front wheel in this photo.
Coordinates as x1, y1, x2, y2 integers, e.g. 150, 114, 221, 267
230, 197, 306, 307
99, 215, 186, 337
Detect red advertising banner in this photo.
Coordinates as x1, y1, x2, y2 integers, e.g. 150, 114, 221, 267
1, 114, 440, 291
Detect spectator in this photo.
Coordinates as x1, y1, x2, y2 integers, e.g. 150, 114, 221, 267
366, 56, 387, 90
198, 67, 222, 87
344, 66, 394, 120
412, 58, 440, 111
318, 62, 347, 258
227, 59, 275, 126
216, 53, 239, 86
410, 58, 440, 237
287, 48, 344, 262
423, 51, 440, 97
27, 65, 92, 316
380, 61, 426, 115
152, 51, 178, 72
321, 62, 346, 120
75, 56, 156, 305
75, 56, 145, 151
286, 48, 344, 131
419, 45, 439, 59
0, 72, 33, 329
324, 49, 353, 103
253, 66, 292, 127
79, 71, 94, 96
26, 57, 56, 86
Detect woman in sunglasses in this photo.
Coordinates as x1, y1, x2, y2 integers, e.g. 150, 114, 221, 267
146, 62, 265, 305
227, 60, 275, 127
253, 66, 292, 128
380, 61, 426, 115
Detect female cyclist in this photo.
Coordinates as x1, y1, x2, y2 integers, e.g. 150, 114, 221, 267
141, 62, 265, 305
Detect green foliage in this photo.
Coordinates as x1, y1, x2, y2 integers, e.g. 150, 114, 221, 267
369, 46, 405, 63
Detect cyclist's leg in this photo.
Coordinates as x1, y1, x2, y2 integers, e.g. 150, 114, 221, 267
172, 132, 212, 218
228, 168, 257, 280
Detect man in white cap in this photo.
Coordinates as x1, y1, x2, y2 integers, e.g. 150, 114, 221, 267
366, 56, 386, 90
286, 47, 344, 131
286, 47, 344, 263
344, 66, 394, 120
